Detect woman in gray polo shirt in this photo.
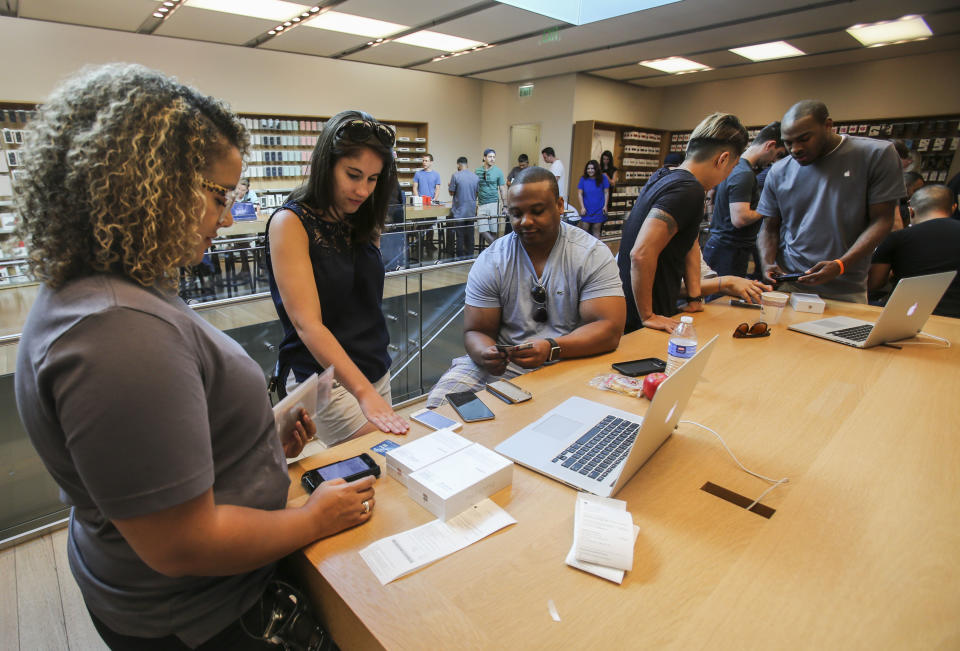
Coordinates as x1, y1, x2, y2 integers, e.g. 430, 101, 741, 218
14, 64, 374, 649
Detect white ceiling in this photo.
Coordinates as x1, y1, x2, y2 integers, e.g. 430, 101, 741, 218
12, 0, 960, 87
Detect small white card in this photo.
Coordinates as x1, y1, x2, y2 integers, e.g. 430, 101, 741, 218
571, 493, 636, 572
274, 366, 333, 463
359, 499, 516, 585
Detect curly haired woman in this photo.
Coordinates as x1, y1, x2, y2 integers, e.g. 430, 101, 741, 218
14, 64, 370, 649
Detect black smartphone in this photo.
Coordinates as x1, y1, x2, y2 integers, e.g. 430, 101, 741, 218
446, 391, 496, 422
729, 298, 762, 309
611, 357, 667, 377
773, 272, 805, 283
301, 453, 380, 492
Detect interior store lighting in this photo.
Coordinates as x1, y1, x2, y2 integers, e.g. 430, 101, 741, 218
184, 0, 308, 22
846, 15, 932, 48
729, 40, 805, 61
303, 10, 405, 38
395, 31, 485, 52
151, 0, 182, 21
639, 56, 710, 74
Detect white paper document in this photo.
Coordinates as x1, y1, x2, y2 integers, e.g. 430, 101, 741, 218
566, 493, 637, 582
359, 499, 516, 585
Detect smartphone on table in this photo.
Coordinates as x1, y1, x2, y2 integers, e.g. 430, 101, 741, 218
301, 453, 380, 492
611, 357, 667, 377
409, 407, 463, 431
445, 391, 496, 422
486, 379, 532, 404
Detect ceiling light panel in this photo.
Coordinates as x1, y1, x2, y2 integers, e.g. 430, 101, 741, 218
184, 0, 308, 21
639, 56, 710, 73
303, 10, 406, 38
846, 15, 932, 47
729, 40, 805, 61
394, 30, 485, 52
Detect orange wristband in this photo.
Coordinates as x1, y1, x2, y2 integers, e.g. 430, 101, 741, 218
833, 259, 845, 275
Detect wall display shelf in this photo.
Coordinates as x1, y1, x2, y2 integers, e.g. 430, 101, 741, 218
0, 102, 37, 288
238, 113, 429, 206
570, 120, 669, 239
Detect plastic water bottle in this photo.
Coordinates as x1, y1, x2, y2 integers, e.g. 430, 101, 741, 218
666, 316, 698, 376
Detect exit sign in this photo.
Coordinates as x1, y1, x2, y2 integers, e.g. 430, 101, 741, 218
518, 84, 534, 97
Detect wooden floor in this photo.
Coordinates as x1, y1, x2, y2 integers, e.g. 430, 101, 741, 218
1, 527, 108, 651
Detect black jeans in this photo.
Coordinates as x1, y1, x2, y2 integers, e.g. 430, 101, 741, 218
702, 238, 753, 278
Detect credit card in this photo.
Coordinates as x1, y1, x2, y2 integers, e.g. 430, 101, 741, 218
370, 440, 400, 456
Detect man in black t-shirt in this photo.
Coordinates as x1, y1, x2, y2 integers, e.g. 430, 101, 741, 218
869, 184, 960, 318
702, 122, 785, 278
618, 113, 749, 332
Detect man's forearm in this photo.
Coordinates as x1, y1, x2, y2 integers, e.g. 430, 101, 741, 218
758, 216, 780, 266
465, 330, 497, 366
630, 252, 659, 320
683, 244, 701, 298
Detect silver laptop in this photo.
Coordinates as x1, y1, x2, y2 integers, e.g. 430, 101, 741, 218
495, 336, 717, 498
787, 271, 956, 348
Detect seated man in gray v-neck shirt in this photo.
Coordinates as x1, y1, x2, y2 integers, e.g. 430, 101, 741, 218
426, 166, 625, 408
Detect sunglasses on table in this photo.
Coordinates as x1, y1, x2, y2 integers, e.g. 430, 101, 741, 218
531, 283, 548, 323
733, 321, 770, 338
336, 119, 395, 148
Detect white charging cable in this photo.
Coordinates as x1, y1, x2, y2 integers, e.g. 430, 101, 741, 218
897, 331, 951, 348
679, 420, 789, 512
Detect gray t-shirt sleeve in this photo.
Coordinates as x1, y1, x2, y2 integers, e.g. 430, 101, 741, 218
756, 167, 780, 218
580, 244, 625, 301
464, 250, 503, 308
45, 308, 214, 520
869, 143, 907, 205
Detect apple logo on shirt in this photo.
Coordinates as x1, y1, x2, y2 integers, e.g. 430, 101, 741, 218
907, 302, 918, 316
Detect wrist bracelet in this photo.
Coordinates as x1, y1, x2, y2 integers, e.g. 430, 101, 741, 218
833, 258, 845, 275
718, 276, 723, 291
687, 296, 704, 302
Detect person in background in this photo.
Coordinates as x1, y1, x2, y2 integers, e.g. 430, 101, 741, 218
869, 184, 960, 317
618, 112, 749, 333
476, 148, 506, 246
507, 153, 529, 186
576, 159, 610, 238
701, 121, 785, 279
15, 63, 368, 650
541, 146, 567, 204
757, 100, 904, 302
892, 139, 919, 172
232, 177, 261, 219
599, 149, 618, 210
449, 156, 479, 260
426, 166, 624, 407
895, 170, 925, 229
267, 110, 409, 446
413, 153, 442, 249
663, 152, 684, 169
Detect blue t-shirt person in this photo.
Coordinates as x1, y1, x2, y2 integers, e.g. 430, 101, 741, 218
413, 169, 441, 199
577, 175, 611, 223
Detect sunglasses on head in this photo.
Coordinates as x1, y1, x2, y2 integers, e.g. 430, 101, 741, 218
733, 321, 770, 338
336, 119, 395, 148
531, 283, 548, 323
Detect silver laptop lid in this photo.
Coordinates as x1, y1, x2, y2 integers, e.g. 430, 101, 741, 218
607, 335, 718, 496
865, 270, 957, 346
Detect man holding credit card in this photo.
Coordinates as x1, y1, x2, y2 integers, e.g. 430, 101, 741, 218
426, 166, 626, 407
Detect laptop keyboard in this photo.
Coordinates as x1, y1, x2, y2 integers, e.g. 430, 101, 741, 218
827, 324, 873, 342
551, 415, 640, 481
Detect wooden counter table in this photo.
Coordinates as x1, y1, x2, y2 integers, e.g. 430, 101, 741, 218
287, 300, 960, 650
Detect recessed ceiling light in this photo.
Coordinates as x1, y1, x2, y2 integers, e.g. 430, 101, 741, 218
303, 10, 405, 38
846, 15, 932, 47
184, 0, 308, 22
639, 56, 710, 74
394, 30, 485, 52
152, 11, 164, 17
729, 40, 805, 61
158, 6, 168, 12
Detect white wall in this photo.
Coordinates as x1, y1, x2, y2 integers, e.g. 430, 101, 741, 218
0, 17, 484, 192
572, 74, 662, 128
654, 49, 960, 130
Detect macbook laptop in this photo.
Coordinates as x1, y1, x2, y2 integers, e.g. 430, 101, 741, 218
495, 335, 717, 498
787, 271, 956, 348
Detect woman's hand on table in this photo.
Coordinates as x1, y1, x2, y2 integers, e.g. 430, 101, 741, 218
359, 391, 409, 435
305, 475, 376, 538
281, 408, 315, 458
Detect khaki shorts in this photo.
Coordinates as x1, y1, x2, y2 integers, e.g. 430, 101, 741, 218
476, 202, 499, 233
289, 371, 392, 447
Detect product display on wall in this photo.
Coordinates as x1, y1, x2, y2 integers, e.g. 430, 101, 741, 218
0, 103, 36, 288
570, 120, 668, 238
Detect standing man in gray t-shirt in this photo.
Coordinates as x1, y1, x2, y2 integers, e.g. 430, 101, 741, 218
449, 156, 479, 259
426, 166, 625, 407
757, 100, 905, 301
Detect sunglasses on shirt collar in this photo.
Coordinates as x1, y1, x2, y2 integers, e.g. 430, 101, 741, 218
531, 283, 548, 323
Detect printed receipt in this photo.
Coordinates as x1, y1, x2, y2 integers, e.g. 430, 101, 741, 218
565, 493, 637, 582
359, 499, 516, 585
